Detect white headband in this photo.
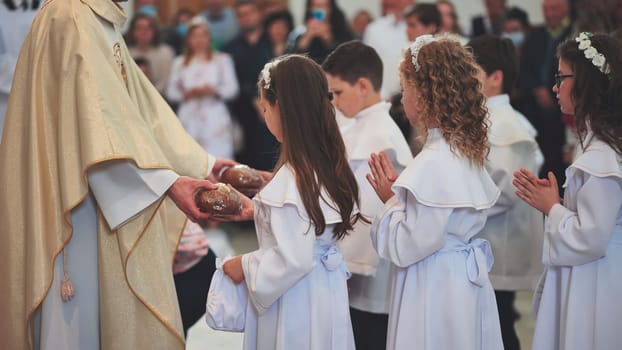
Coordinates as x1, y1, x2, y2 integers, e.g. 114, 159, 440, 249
260, 59, 282, 90
409, 35, 436, 71
575, 32, 611, 75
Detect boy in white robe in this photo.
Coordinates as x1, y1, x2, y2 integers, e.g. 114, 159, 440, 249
368, 35, 504, 350
514, 32, 622, 350
468, 34, 544, 350
321, 40, 412, 350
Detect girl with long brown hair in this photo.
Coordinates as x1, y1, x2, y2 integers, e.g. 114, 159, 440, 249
367, 35, 504, 350
221, 54, 363, 350
513, 32, 622, 350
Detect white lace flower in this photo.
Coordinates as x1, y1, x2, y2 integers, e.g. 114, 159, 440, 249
584, 46, 597, 59
575, 32, 611, 75
578, 39, 591, 50
260, 61, 278, 90
592, 54, 606, 68
576, 32, 590, 42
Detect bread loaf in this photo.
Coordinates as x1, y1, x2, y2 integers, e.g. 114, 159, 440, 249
220, 164, 264, 197
195, 183, 243, 216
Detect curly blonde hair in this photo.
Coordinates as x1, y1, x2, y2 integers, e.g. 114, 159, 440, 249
400, 36, 489, 167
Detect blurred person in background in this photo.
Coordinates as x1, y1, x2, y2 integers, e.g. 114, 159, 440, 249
363, 0, 412, 100
404, 3, 441, 42
265, 9, 294, 57
202, 0, 239, 50
224, 0, 279, 171
470, 0, 508, 37
163, 8, 194, 56
363, 0, 413, 145
125, 14, 175, 95
166, 17, 239, 160
501, 6, 531, 54
351, 9, 373, 39
501, 7, 531, 111
436, 0, 467, 43
288, 0, 354, 64
135, 0, 159, 18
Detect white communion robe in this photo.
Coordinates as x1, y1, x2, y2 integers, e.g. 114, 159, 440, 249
241, 164, 355, 350
477, 94, 544, 291
337, 102, 412, 314
371, 128, 504, 350
531, 131, 622, 350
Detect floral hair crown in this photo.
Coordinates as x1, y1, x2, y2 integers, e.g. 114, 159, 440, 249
409, 34, 436, 71
261, 59, 281, 91
575, 32, 610, 74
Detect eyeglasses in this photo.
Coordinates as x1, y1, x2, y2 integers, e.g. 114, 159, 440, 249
554, 73, 574, 89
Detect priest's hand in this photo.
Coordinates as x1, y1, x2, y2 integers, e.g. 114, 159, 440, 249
168, 176, 218, 222
367, 151, 398, 203
513, 168, 561, 215
223, 256, 245, 284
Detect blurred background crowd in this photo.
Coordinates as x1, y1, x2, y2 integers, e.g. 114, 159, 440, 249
2, 0, 621, 180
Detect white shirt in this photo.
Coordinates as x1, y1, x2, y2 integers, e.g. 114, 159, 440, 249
363, 14, 408, 99
477, 94, 544, 291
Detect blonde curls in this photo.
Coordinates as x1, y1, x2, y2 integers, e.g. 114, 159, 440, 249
400, 37, 489, 167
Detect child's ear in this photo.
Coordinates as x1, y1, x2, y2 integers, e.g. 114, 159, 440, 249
492, 70, 504, 87
357, 77, 371, 94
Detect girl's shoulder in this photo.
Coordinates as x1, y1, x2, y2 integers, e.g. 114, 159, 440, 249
567, 137, 622, 182
255, 165, 343, 223
393, 137, 499, 210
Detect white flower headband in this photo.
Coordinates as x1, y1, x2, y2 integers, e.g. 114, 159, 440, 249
409, 34, 436, 71
261, 59, 281, 91
575, 32, 610, 74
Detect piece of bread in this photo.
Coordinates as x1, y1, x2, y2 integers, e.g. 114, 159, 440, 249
195, 183, 243, 216
220, 164, 264, 197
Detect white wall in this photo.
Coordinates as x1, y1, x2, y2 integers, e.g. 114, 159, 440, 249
288, 0, 545, 33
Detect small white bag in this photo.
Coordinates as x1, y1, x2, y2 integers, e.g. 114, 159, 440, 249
205, 256, 248, 332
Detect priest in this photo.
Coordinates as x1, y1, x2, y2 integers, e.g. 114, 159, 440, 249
0, 0, 233, 349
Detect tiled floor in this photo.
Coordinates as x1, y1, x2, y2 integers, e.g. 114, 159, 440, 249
186, 222, 536, 350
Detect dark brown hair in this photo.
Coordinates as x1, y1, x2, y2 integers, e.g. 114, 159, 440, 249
557, 33, 622, 155
468, 34, 518, 94
400, 37, 490, 166
405, 3, 442, 33
321, 40, 383, 92
259, 55, 364, 240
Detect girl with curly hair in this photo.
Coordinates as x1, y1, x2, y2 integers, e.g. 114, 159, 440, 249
513, 32, 622, 350
367, 35, 504, 350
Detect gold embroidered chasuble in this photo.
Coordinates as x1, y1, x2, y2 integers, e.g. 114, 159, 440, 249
0, 0, 209, 348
